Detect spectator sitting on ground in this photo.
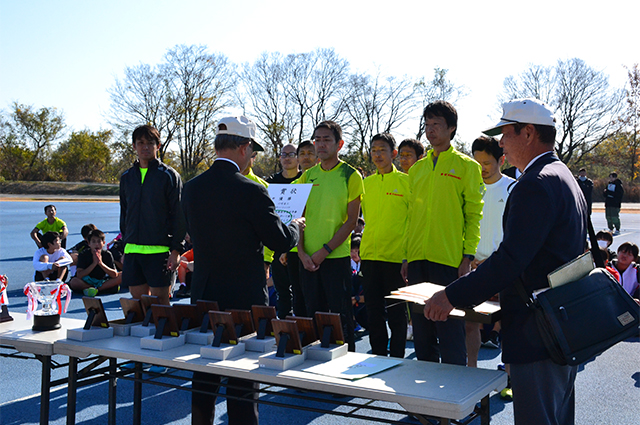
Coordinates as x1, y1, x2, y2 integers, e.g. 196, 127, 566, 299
107, 233, 125, 271
30, 204, 69, 249
611, 242, 640, 300
33, 231, 72, 281
69, 229, 122, 297
68, 224, 98, 269
596, 230, 616, 261
175, 247, 194, 298
600, 247, 620, 282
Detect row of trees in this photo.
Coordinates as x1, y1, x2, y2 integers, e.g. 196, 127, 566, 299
107, 45, 464, 178
0, 44, 637, 184
0, 104, 137, 182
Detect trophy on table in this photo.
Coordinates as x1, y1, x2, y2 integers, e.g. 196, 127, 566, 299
0, 274, 12, 322
23, 280, 71, 331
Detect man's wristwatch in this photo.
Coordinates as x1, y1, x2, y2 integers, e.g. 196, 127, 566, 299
463, 254, 475, 261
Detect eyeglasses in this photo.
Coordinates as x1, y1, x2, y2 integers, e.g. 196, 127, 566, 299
280, 152, 296, 158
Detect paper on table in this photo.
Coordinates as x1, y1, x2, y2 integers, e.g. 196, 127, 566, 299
303, 352, 402, 380
267, 184, 313, 225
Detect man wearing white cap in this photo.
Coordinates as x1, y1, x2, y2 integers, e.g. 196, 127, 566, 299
182, 116, 304, 425
423, 99, 588, 425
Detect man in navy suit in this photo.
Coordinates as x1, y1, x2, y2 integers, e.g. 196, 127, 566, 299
182, 116, 303, 425
423, 99, 587, 425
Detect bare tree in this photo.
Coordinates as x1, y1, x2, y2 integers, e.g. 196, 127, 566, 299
163, 45, 236, 178
343, 72, 417, 158
239, 52, 295, 164
283, 48, 350, 142
108, 63, 178, 160
283, 52, 316, 143
108, 45, 236, 178
501, 65, 555, 105
502, 58, 622, 166
614, 64, 640, 181
415, 68, 465, 139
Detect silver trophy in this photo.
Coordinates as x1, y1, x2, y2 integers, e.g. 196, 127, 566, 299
24, 280, 71, 331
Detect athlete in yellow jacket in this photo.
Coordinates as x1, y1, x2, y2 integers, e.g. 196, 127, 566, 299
360, 133, 410, 358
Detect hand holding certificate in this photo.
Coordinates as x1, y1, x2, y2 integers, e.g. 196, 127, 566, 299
386, 282, 501, 324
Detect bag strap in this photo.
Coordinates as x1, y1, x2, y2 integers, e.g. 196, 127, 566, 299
515, 213, 603, 307
587, 215, 605, 269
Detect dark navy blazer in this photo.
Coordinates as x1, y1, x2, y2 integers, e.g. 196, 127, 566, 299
446, 152, 588, 363
182, 160, 299, 311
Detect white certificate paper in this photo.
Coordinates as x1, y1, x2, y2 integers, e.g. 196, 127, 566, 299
267, 183, 313, 225
303, 352, 402, 380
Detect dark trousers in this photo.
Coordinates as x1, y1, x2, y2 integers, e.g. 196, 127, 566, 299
361, 260, 407, 358
300, 257, 355, 351
407, 260, 466, 365
286, 251, 307, 317
273, 251, 307, 318
510, 359, 577, 425
192, 372, 259, 425
272, 256, 293, 319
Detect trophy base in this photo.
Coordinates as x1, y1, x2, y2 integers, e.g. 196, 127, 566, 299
0, 305, 13, 323
32, 313, 61, 331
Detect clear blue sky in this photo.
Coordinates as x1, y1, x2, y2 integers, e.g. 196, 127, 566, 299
1, 0, 638, 144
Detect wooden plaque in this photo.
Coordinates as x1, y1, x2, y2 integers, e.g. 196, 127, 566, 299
196, 300, 220, 332
286, 315, 317, 347
151, 305, 180, 338
83, 297, 109, 329
251, 305, 276, 338
314, 312, 344, 346
208, 311, 239, 345
140, 295, 160, 315
174, 304, 200, 331
272, 319, 303, 355
227, 309, 255, 337
119, 298, 144, 324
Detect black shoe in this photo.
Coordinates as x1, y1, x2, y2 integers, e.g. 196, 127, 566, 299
174, 285, 191, 299
483, 330, 500, 349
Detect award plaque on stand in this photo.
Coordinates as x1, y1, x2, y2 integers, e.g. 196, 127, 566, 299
174, 304, 199, 332
227, 309, 255, 339
140, 305, 186, 351
245, 305, 277, 352
110, 298, 144, 336
308, 312, 348, 361
200, 311, 245, 360
130, 295, 159, 337
67, 297, 114, 341
185, 300, 220, 345
285, 316, 318, 347
259, 319, 306, 370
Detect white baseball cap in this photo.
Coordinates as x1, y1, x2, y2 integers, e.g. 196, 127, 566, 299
483, 98, 556, 136
216, 116, 264, 151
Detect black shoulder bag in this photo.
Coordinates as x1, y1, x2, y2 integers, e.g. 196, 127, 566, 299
516, 216, 640, 366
